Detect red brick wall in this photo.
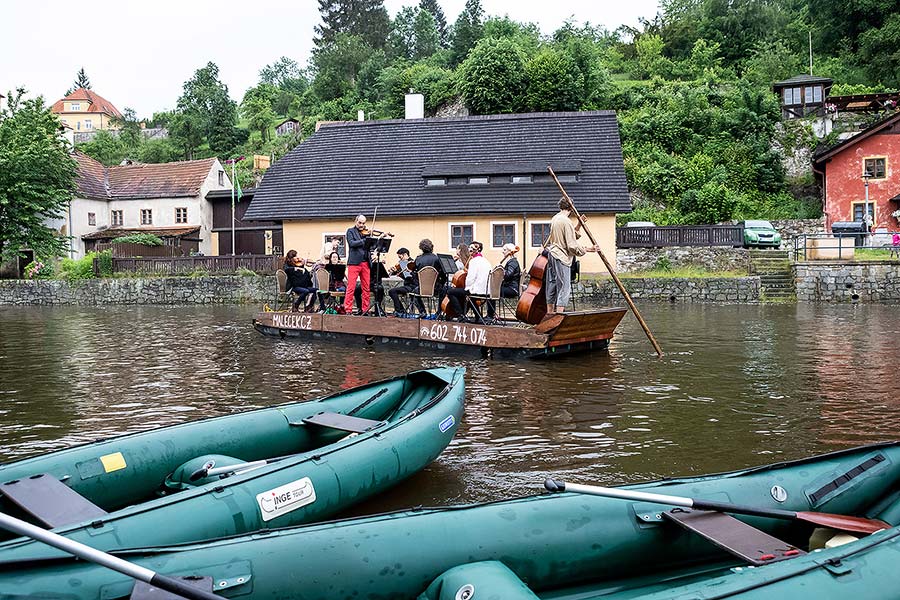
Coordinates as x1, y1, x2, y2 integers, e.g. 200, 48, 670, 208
824, 132, 900, 230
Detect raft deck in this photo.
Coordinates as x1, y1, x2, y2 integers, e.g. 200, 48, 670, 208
253, 308, 627, 358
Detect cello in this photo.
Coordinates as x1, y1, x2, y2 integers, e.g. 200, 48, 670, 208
515, 250, 549, 325
440, 245, 471, 319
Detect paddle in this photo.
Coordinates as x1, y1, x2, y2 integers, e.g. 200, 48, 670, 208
0, 511, 220, 600
544, 479, 890, 535
189, 459, 268, 482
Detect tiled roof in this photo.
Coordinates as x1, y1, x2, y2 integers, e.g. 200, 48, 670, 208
813, 111, 900, 164
82, 226, 200, 240
244, 111, 632, 220
773, 74, 833, 87
72, 152, 218, 200
51, 88, 123, 118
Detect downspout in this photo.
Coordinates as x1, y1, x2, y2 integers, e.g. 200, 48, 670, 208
812, 159, 828, 231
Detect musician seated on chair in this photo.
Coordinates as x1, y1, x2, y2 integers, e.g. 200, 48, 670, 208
487, 243, 521, 318
388, 247, 423, 317
444, 241, 490, 322
415, 239, 445, 286
317, 252, 347, 312
283, 250, 316, 312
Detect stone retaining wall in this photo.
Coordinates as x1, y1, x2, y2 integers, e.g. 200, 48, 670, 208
616, 247, 750, 273
0, 276, 272, 305
575, 276, 761, 303
794, 262, 900, 303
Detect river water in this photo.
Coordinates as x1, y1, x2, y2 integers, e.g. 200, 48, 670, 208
1, 303, 899, 514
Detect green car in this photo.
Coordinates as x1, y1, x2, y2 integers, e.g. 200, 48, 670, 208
741, 219, 782, 248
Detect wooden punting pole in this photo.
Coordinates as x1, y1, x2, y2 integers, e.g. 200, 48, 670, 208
547, 166, 663, 357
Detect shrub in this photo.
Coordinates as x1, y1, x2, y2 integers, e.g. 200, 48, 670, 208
58, 252, 99, 281
24, 259, 53, 279
114, 233, 164, 246
95, 250, 113, 277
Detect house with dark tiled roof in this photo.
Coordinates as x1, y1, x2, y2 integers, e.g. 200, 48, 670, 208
813, 111, 900, 231
245, 110, 631, 273
773, 75, 833, 119
51, 88, 123, 132
274, 119, 300, 137
47, 152, 230, 257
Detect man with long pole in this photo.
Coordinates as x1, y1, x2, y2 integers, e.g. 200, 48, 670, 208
548, 166, 663, 357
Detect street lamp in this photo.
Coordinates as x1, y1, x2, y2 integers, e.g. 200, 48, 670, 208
862, 170, 873, 240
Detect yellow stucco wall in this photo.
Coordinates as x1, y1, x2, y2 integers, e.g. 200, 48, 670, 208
282, 214, 616, 274
58, 110, 114, 131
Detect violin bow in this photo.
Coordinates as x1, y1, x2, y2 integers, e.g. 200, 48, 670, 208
547, 166, 663, 357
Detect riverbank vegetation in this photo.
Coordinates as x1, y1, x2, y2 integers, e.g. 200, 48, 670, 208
72, 0, 899, 225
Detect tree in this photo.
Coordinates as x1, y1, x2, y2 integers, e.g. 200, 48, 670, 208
459, 37, 526, 114
259, 57, 308, 94
389, 6, 418, 59
0, 89, 77, 262
242, 93, 276, 142
314, 0, 391, 50
66, 68, 92, 94
111, 107, 143, 152
311, 34, 374, 101
177, 62, 239, 155
524, 48, 583, 112
413, 9, 440, 59
450, 0, 484, 66
77, 130, 126, 166
419, 0, 449, 47
168, 111, 204, 160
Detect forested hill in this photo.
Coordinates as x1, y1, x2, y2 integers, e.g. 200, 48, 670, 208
77, 0, 900, 225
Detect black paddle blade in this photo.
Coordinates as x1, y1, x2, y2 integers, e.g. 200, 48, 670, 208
544, 479, 566, 493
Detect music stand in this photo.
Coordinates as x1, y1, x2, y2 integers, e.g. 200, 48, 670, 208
436, 254, 457, 276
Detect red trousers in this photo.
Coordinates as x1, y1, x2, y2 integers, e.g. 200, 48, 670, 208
345, 262, 370, 313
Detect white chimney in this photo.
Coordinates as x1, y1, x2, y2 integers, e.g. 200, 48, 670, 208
357, 110, 365, 121
404, 92, 425, 119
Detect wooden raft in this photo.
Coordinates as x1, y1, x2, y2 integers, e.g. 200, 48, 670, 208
255, 308, 626, 352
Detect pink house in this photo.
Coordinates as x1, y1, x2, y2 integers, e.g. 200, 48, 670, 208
813, 111, 900, 231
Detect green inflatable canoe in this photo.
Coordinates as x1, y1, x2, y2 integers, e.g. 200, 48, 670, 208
3, 442, 899, 599
0, 367, 464, 563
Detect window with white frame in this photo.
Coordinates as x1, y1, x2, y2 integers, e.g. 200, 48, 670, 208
322, 233, 347, 258
87, 212, 96, 226
425, 178, 447, 186
218, 170, 225, 186
70, 103, 81, 111
492, 223, 516, 247
530, 222, 551, 247
111, 210, 123, 226
84, 119, 92, 130
141, 209, 152, 225
175, 207, 188, 224
450, 223, 474, 249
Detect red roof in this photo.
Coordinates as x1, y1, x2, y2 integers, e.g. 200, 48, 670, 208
73, 151, 220, 200
51, 88, 123, 118
82, 226, 200, 240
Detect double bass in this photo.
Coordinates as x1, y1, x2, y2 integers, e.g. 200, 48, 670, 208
515, 250, 549, 325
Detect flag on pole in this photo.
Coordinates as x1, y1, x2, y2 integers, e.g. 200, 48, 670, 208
235, 177, 243, 202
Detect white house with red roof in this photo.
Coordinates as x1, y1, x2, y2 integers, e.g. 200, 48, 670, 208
51, 88, 122, 132
47, 153, 231, 258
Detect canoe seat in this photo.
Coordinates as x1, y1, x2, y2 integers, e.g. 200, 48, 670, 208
295, 411, 383, 434
1, 473, 107, 528
663, 508, 807, 566
131, 575, 213, 599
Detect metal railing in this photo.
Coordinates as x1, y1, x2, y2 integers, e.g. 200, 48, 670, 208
792, 234, 900, 262
100, 255, 282, 276
616, 225, 744, 248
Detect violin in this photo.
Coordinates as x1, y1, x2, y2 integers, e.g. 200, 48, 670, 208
360, 228, 393, 238
515, 250, 549, 325
389, 259, 416, 278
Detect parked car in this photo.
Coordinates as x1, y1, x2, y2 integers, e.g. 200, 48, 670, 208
740, 220, 782, 248
625, 221, 656, 227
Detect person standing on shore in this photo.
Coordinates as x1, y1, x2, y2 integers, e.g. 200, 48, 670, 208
345, 215, 370, 315
545, 198, 597, 314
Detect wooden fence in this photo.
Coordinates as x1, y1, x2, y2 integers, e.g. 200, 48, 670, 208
102, 255, 282, 276
94, 242, 182, 257
616, 225, 744, 248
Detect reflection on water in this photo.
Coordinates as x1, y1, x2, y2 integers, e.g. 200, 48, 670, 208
2, 302, 900, 512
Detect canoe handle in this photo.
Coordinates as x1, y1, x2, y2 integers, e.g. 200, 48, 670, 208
544, 479, 566, 493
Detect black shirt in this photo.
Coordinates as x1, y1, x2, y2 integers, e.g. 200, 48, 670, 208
284, 264, 313, 288
415, 252, 445, 286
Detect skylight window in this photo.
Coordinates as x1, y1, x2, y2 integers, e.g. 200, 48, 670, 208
511, 175, 533, 184
468, 176, 489, 185
425, 178, 447, 186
